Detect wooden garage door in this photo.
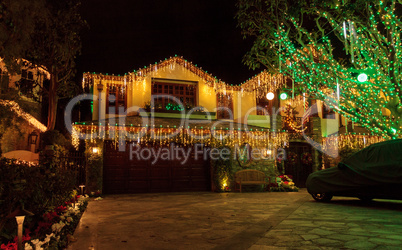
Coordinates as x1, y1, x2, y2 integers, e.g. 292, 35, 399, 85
103, 141, 211, 194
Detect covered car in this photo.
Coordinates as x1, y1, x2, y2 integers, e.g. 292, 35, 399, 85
306, 139, 402, 201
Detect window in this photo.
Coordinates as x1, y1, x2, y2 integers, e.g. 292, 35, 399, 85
323, 104, 335, 119
107, 85, 127, 114
256, 97, 274, 115
19, 69, 36, 95
151, 79, 196, 110
217, 93, 233, 119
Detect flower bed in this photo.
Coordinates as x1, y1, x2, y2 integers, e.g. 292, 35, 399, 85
1, 194, 89, 250
0, 158, 91, 249
268, 175, 299, 192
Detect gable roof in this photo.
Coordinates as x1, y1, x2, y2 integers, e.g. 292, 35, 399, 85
82, 55, 286, 95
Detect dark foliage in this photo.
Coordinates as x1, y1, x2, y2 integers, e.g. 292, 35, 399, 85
0, 158, 76, 241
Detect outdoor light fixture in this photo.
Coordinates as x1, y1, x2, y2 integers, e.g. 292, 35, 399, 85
16, 216, 25, 250
28, 131, 38, 145
92, 147, 100, 154
97, 83, 104, 91
266, 92, 275, 100
280, 92, 288, 100
79, 185, 85, 195
7, 207, 34, 250
357, 73, 368, 82
266, 149, 272, 156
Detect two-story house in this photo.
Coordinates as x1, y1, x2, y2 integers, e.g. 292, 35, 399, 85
74, 55, 381, 193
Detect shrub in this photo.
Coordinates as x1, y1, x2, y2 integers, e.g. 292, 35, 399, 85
0, 158, 76, 243
40, 130, 72, 149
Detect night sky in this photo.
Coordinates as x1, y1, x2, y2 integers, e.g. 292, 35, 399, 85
77, 0, 260, 85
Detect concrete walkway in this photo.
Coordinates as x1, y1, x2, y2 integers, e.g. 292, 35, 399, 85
68, 189, 402, 249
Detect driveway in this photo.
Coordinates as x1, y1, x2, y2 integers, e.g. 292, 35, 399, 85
68, 190, 402, 249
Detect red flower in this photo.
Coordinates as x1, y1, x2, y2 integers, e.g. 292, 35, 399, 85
34, 221, 52, 235
43, 211, 59, 222
13, 234, 30, 243
22, 234, 30, 242
1, 242, 17, 250
55, 205, 67, 214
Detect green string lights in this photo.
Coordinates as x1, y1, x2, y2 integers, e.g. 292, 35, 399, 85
357, 73, 368, 83
269, 1, 402, 139
280, 92, 288, 100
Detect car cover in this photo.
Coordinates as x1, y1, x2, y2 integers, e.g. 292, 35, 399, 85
307, 139, 402, 194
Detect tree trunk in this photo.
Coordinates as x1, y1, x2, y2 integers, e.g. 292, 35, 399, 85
47, 73, 58, 131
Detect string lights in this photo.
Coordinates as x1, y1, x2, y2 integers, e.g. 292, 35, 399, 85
82, 55, 286, 97
283, 103, 310, 133
272, 1, 402, 139
323, 133, 385, 152
0, 100, 47, 132
71, 123, 289, 151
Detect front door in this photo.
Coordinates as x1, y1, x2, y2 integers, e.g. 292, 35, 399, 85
284, 142, 313, 188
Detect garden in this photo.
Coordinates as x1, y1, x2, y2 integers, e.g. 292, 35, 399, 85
0, 155, 91, 249
0, 158, 88, 250
211, 145, 299, 193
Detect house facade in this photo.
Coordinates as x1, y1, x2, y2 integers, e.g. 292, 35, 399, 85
0, 59, 48, 157
76, 55, 383, 194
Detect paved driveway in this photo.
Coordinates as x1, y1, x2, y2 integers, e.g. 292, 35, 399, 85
68, 189, 402, 249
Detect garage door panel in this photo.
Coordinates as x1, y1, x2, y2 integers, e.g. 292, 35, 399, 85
171, 180, 191, 189
150, 167, 170, 177
128, 168, 148, 179
128, 159, 149, 167
172, 167, 190, 177
150, 180, 170, 189
104, 180, 127, 194
128, 180, 149, 189
104, 167, 126, 175
104, 157, 124, 165
103, 142, 211, 194
191, 167, 208, 177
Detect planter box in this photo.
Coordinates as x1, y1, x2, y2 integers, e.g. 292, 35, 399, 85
140, 109, 216, 120
247, 115, 271, 128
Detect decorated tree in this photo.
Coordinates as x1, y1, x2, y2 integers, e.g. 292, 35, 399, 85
0, 0, 85, 130
237, 0, 402, 139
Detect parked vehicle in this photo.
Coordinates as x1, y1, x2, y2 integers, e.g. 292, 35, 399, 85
306, 139, 402, 202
